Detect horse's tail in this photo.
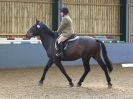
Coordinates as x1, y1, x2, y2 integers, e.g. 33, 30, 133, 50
96, 40, 113, 73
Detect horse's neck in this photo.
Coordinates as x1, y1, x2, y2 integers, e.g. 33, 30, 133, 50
40, 33, 56, 54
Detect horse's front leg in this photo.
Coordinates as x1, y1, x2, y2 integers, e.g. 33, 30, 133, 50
54, 61, 74, 87
39, 59, 53, 86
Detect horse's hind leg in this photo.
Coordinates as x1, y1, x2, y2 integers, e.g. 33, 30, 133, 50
77, 57, 91, 87
95, 57, 112, 88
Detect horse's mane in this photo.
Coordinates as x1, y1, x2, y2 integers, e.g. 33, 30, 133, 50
40, 22, 58, 38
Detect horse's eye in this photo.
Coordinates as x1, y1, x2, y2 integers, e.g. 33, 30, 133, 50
37, 25, 41, 29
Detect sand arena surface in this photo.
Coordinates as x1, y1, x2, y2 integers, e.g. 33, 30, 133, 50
0, 65, 133, 99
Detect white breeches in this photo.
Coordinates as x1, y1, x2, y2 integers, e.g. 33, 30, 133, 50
57, 34, 68, 44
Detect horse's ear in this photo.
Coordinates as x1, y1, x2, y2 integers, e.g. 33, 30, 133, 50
36, 19, 40, 24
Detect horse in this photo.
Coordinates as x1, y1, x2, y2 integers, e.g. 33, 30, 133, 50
26, 20, 113, 88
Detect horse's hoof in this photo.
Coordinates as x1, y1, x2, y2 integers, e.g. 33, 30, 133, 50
108, 83, 112, 88
76, 83, 81, 87
38, 81, 43, 86
69, 83, 74, 87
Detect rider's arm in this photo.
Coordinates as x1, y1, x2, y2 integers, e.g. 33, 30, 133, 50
57, 18, 68, 33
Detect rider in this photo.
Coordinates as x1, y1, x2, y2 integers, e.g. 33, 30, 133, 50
56, 7, 74, 58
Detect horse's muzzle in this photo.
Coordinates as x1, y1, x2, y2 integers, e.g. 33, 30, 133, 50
26, 32, 33, 39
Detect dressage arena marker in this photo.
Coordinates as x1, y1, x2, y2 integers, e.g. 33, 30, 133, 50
122, 63, 133, 67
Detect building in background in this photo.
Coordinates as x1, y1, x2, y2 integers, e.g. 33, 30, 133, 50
0, 0, 132, 42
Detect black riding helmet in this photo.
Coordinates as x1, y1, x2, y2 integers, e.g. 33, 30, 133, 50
60, 7, 69, 15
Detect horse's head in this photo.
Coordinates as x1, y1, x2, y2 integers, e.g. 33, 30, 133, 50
27, 19, 57, 39
26, 19, 44, 39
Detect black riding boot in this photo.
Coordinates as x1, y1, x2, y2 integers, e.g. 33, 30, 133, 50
56, 42, 64, 59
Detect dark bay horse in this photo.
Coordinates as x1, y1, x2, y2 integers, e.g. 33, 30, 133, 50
26, 20, 113, 88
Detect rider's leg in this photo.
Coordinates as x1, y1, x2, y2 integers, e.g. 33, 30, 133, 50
56, 42, 64, 58
58, 35, 68, 44
56, 35, 68, 58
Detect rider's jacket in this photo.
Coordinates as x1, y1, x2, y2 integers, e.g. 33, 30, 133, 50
57, 15, 74, 38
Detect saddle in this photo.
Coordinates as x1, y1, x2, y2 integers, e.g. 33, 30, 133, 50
55, 34, 79, 50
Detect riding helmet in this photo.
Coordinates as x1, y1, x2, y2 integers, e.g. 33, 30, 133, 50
60, 7, 69, 15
